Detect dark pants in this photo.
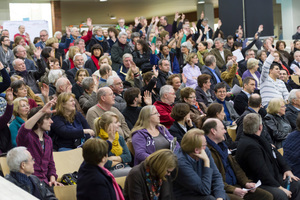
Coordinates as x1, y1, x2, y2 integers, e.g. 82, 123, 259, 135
227, 187, 273, 200
260, 180, 300, 200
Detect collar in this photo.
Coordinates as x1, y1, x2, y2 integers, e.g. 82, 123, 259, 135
216, 98, 225, 103
292, 105, 300, 111
242, 90, 251, 98
207, 67, 215, 73
247, 107, 257, 113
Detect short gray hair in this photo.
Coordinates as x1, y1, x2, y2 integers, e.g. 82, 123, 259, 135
93, 26, 103, 35
48, 69, 63, 84
82, 77, 94, 91
55, 77, 68, 92
107, 75, 119, 86
160, 85, 173, 98
118, 32, 128, 38
181, 42, 192, 52
226, 60, 233, 69
97, 87, 108, 102
243, 113, 262, 134
247, 58, 259, 70
54, 31, 62, 38
205, 55, 216, 66
74, 38, 84, 45
122, 53, 133, 60
288, 89, 300, 104
73, 53, 83, 62
7, 147, 29, 172
214, 37, 224, 44
13, 45, 23, 56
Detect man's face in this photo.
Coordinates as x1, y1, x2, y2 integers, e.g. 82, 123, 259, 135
102, 87, 115, 106
19, 26, 25, 34
2, 37, 11, 47
165, 88, 176, 105
118, 35, 127, 45
112, 77, 124, 94
123, 57, 132, 68
14, 59, 26, 72
293, 92, 300, 108
279, 70, 288, 82
118, 19, 125, 27
227, 38, 234, 47
40, 31, 48, 42
77, 41, 85, 53
201, 20, 208, 27
214, 41, 223, 50
160, 17, 166, 26
61, 79, 72, 93
16, 46, 27, 59
22, 151, 35, 176
214, 120, 226, 143
294, 51, 300, 62
74, 55, 84, 68
215, 87, 226, 101
297, 27, 300, 34
270, 65, 280, 78
40, 117, 53, 131
247, 50, 255, 59
1, 31, 9, 37
159, 60, 170, 73
244, 80, 256, 94
71, 28, 80, 37
162, 46, 170, 56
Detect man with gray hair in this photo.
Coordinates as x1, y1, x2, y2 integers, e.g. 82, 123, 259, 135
86, 87, 130, 140
13, 45, 36, 71
117, 53, 133, 81
286, 89, 300, 130
236, 113, 300, 200
35, 29, 49, 49
107, 75, 126, 112
153, 85, 175, 128
5, 147, 57, 199
111, 32, 132, 72
210, 38, 232, 70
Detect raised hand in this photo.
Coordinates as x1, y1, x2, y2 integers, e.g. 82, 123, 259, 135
151, 16, 155, 24
178, 29, 184, 38
174, 12, 181, 21
25, 33, 31, 43
6, 88, 14, 105
152, 66, 159, 77
217, 19, 222, 29
41, 98, 57, 114
192, 22, 197, 29
204, 25, 209, 34
143, 90, 152, 105
180, 13, 185, 22
34, 47, 42, 59
154, 16, 159, 24
41, 83, 49, 98
200, 11, 204, 20
130, 60, 139, 74
258, 24, 263, 33
134, 17, 139, 26
86, 18, 92, 27
0, 61, 4, 70
66, 26, 71, 37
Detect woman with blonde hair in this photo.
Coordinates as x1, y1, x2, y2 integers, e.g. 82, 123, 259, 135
62, 46, 80, 71
49, 92, 95, 151
182, 52, 201, 89
94, 111, 131, 177
242, 58, 261, 89
131, 105, 179, 165
124, 149, 178, 200
264, 98, 292, 148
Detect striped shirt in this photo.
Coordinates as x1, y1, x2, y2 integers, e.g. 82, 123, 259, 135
260, 54, 289, 106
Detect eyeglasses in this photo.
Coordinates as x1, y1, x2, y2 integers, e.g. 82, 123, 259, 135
187, 96, 196, 99
40, 35, 48, 37
150, 112, 159, 116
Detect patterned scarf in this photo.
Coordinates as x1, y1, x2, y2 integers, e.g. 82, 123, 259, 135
98, 129, 123, 156
145, 167, 162, 200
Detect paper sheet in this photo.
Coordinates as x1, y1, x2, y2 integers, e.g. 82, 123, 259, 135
230, 85, 242, 96
232, 49, 244, 62
242, 180, 262, 191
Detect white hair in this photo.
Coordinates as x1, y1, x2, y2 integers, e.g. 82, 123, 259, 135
206, 39, 213, 45
7, 147, 29, 172
54, 31, 62, 38
160, 85, 173, 98
48, 69, 63, 84
73, 53, 83, 62
118, 32, 128, 38
288, 89, 300, 104
107, 75, 120, 86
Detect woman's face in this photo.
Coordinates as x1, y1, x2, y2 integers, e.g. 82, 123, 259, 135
93, 49, 101, 57
191, 55, 199, 65
52, 43, 59, 49
136, 42, 142, 51
63, 96, 76, 112
165, 167, 175, 177
278, 43, 285, 51
295, 41, 300, 49
181, 46, 188, 54
18, 100, 30, 117
77, 71, 87, 83
96, 29, 103, 36
197, 43, 206, 52
278, 101, 286, 116
149, 107, 160, 125
260, 52, 267, 61
184, 92, 196, 106
273, 53, 280, 62
216, 107, 226, 120
172, 77, 181, 91
15, 85, 27, 97
203, 80, 211, 90
108, 31, 115, 38
108, 117, 121, 135
100, 58, 109, 66
50, 49, 55, 58
86, 83, 95, 94
19, 39, 26, 46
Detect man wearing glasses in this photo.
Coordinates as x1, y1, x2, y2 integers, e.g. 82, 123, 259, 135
0, 36, 14, 71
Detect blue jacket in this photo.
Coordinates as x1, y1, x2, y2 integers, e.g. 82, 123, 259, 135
150, 52, 180, 74
173, 148, 227, 199
283, 130, 300, 178
24, 58, 36, 71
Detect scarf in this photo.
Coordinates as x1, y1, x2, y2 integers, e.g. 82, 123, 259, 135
145, 167, 162, 200
194, 102, 204, 115
206, 136, 237, 185
98, 129, 123, 156
118, 41, 125, 50
69, 58, 75, 69
95, 35, 104, 41
101, 166, 124, 200
197, 50, 208, 66
91, 55, 100, 70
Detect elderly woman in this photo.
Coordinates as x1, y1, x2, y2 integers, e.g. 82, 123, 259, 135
276, 40, 292, 65
264, 98, 292, 148
132, 39, 152, 73
273, 51, 292, 75
79, 77, 97, 114
169, 103, 195, 144
89, 26, 110, 53
182, 53, 201, 89
45, 37, 64, 65
195, 74, 216, 106
181, 87, 206, 129
50, 92, 95, 151
62, 46, 80, 71
72, 68, 89, 101
176, 31, 192, 70
92, 55, 114, 79
242, 58, 261, 89
131, 105, 180, 165
94, 111, 131, 177
166, 74, 184, 103
10, 80, 39, 108
9, 97, 30, 147
85, 44, 104, 73
124, 149, 177, 200
196, 41, 209, 68
77, 138, 124, 200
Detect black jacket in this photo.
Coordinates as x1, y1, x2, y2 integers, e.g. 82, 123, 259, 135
169, 121, 194, 144
88, 35, 110, 53
5, 172, 57, 200
132, 50, 152, 73
66, 67, 92, 85
84, 58, 98, 74
122, 106, 142, 130
156, 71, 169, 91
195, 86, 216, 107
72, 82, 84, 101
233, 91, 248, 116
285, 104, 299, 131
111, 42, 132, 72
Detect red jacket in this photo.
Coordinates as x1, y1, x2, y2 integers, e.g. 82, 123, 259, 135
154, 101, 174, 129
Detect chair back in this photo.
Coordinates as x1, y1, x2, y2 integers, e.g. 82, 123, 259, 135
115, 176, 126, 190
126, 140, 135, 156
53, 185, 77, 200
0, 157, 10, 176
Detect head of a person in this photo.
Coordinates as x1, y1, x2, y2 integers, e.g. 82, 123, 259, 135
243, 113, 262, 135
288, 89, 300, 108
99, 64, 112, 78
160, 30, 170, 41
0, 36, 10, 47
1, 29, 9, 37
82, 77, 95, 94
297, 26, 300, 34
12, 58, 26, 72
156, 37, 162, 48
27, 106, 53, 131
181, 128, 206, 157
74, 39, 85, 53
144, 149, 177, 181
48, 57, 60, 70
226, 35, 234, 47
186, 52, 198, 65
243, 77, 256, 94
75, 68, 89, 83
257, 50, 267, 62
269, 63, 281, 79
131, 32, 140, 43
263, 38, 272, 50
48, 69, 63, 84
81, 30, 87, 37
108, 27, 119, 38
118, 18, 125, 27
247, 58, 259, 72
124, 87, 141, 106
166, 74, 181, 91
142, 71, 155, 86
118, 32, 127, 45
107, 76, 123, 95
197, 74, 211, 90
197, 41, 208, 52
103, 29, 109, 38
91, 44, 104, 58
135, 39, 149, 53
273, 51, 282, 62
206, 39, 213, 49
54, 31, 62, 40
207, 103, 225, 121
13, 45, 27, 59
82, 138, 108, 166
160, 85, 175, 105
214, 38, 224, 50
40, 30, 49, 42
71, 27, 80, 38
294, 51, 300, 62
202, 118, 226, 144
276, 40, 286, 51
214, 82, 227, 101
11, 80, 27, 98
93, 26, 103, 37
55, 92, 76, 122
94, 111, 120, 136
122, 53, 133, 69
248, 93, 262, 109
133, 105, 160, 131
97, 87, 115, 106
99, 55, 112, 67
160, 16, 168, 26
232, 41, 242, 51
56, 77, 72, 93
73, 53, 85, 68
181, 42, 192, 54
245, 49, 255, 60
171, 103, 190, 122
205, 55, 216, 68
7, 147, 35, 176
158, 59, 170, 73
18, 25, 25, 34
41, 46, 54, 59
159, 44, 170, 56
69, 46, 80, 60
45, 37, 59, 49
180, 87, 197, 106
267, 98, 286, 116
279, 69, 289, 82
201, 18, 208, 26
13, 97, 29, 118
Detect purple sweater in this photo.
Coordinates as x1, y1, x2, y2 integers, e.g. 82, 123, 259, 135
131, 125, 180, 165
16, 124, 57, 184
242, 70, 261, 89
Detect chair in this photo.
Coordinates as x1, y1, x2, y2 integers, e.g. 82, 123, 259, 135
227, 125, 237, 141
53, 148, 83, 181
53, 185, 76, 200
115, 176, 126, 190
0, 157, 10, 176
126, 140, 135, 156
291, 75, 300, 86
278, 148, 284, 156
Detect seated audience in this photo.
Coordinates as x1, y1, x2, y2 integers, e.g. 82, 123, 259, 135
107, 27, 119, 49
273, 51, 292, 75
196, 41, 209, 68
77, 138, 124, 200
6, 147, 57, 200
132, 39, 152, 73
124, 149, 177, 200
50, 93, 94, 151
210, 37, 232, 70
221, 59, 242, 88
141, 70, 159, 106
286, 89, 300, 130
11, 80, 38, 108
94, 111, 132, 177
0, 36, 15, 70
117, 53, 134, 81
173, 128, 227, 200
71, 68, 89, 100
62, 46, 79, 71
156, 59, 172, 89
79, 77, 98, 114
196, 74, 216, 106
264, 98, 292, 148
276, 41, 291, 68
88, 26, 110, 53
107, 75, 126, 112
98, 64, 113, 88
92, 55, 112, 80
131, 105, 179, 165
202, 55, 224, 90
84, 44, 104, 74
13, 44, 36, 71
242, 58, 261, 90
169, 103, 195, 144
166, 74, 184, 103
182, 53, 201, 89
236, 113, 300, 200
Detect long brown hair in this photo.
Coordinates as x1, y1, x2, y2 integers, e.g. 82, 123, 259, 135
55, 92, 76, 123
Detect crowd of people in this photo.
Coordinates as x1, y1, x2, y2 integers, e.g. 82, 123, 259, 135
1, 11, 300, 200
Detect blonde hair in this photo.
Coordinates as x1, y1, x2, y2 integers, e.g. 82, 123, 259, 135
267, 98, 285, 115
69, 46, 80, 60
94, 111, 119, 136
247, 58, 259, 70
13, 97, 28, 117
185, 52, 197, 65
131, 105, 156, 134
45, 37, 59, 47
98, 55, 112, 67
55, 92, 76, 122
181, 128, 204, 154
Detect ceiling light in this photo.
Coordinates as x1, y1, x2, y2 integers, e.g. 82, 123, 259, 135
100, 0, 107, 2
110, 16, 116, 19
198, 0, 205, 4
